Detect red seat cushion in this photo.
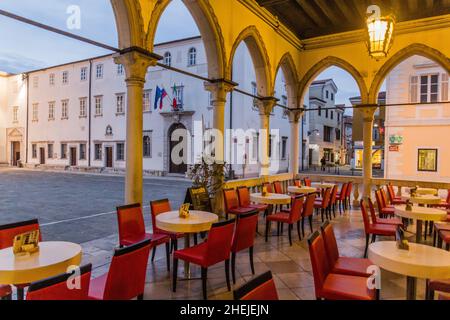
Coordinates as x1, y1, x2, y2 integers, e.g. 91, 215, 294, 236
247, 204, 268, 212
376, 217, 403, 227
88, 274, 108, 300
121, 233, 168, 247
369, 223, 397, 236
434, 224, 450, 232
391, 199, 407, 205
439, 230, 450, 243
321, 273, 376, 300
267, 213, 290, 223
174, 242, 208, 267
332, 257, 373, 277
0, 285, 12, 298
228, 207, 256, 215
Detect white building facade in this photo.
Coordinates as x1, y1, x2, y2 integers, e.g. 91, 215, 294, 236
384, 55, 450, 182
0, 37, 297, 177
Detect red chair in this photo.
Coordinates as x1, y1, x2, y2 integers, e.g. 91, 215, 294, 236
387, 184, 406, 205
150, 199, 184, 253
301, 193, 317, 238
320, 221, 372, 277
0, 219, 41, 300
0, 285, 12, 300
345, 182, 353, 209
304, 178, 312, 187
273, 181, 283, 194
431, 190, 450, 209
116, 203, 170, 271
89, 239, 152, 300
433, 223, 450, 247
427, 279, 450, 300
293, 179, 302, 187
262, 182, 273, 193
375, 190, 395, 218
223, 188, 255, 220
237, 186, 268, 214
265, 196, 304, 246
367, 198, 403, 228
308, 231, 377, 300
173, 219, 235, 300
233, 271, 279, 300
329, 185, 339, 218
361, 199, 397, 258
437, 230, 450, 251
314, 188, 332, 222
27, 264, 92, 300
336, 183, 348, 214
231, 211, 258, 284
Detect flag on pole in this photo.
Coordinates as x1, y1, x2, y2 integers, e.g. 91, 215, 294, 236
154, 86, 162, 110
160, 88, 168, 110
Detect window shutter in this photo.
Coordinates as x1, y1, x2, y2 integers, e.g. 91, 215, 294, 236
442, 73, 449, 102
409, 76, 418, 103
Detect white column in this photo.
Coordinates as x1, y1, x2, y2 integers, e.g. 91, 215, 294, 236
258, 97, 278, 177
360, 107, 377, 199
288, 109, 303, 177
114, 49, 158, 205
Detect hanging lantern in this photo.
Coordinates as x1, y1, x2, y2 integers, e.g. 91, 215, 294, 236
366, 5, 395, 59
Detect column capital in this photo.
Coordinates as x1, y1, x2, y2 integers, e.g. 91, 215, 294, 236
257, 97, 279, 116
356, 106, 377, 122
113, 47, 160, 83
287, 108, 304, 123
204, 79, 237, 103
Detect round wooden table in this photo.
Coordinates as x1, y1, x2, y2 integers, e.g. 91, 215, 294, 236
250, 193, 291, 205
287, 186, 317, 195
156, 210, 218, 277
395, 205, 447, 243
369, 241, 450, 300
406, 195, 442, 206
415, 188, 438, 196
311, 183, 335, 189
0, 241, 82, 286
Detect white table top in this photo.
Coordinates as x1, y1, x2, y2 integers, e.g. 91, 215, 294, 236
368, 241, 450, 279
287, 186, 317, 194
250, 193, 292, 205
415, 188, 438, 196
395, 205, 447, 222
405, 194, 442, 205
156, 210, 218, 234
0, 241, 82, 285
311, 183, 335, 189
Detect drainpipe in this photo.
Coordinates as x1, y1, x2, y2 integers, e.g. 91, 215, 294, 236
229, 69, 233, 177
88, 59, 92, 167
301, 113, 304, 171
25, 73, 29, 164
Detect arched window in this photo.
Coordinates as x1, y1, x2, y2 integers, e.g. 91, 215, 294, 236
106, 125, 113, 136
188, 47, 197, 66
164, 52, 172, 66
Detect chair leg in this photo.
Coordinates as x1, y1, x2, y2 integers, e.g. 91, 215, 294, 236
225, 260, 231, 291
424, 221, 428, 241
265, 221, 270, 242
137, 293, 144, 300
193, 233, 198, 246
172, 258, 178, 292
288, 223, 292, 246
371, 234, 376, 243
301, 217, 305, 238
277, 222, 281, 236
321, 209, 324, 222
151, 246, 157, 262
231, 252, 236, 284
297, 221, 301, 241
201, 267, 208, 300
446, 243, 450, 251
364, 234, 370, 258
249, 246, 255, 275
309, 215, 313, 234
165, 242, 170, 271
173, 238, 178, 251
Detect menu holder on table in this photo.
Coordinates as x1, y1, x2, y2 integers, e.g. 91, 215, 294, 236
261, 186, 268, 197
13, 230, 40, 257
396, 227, 410, 251
179, 203, 191, 219
405, 200, 413, 211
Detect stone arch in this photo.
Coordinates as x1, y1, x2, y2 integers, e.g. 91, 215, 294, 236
369, 43, 450, 103
274, 52, 299, 108
227, 26, 273, 97
110, 0, 146, 48
145, 0, 226, 79
298, 56, 368, 106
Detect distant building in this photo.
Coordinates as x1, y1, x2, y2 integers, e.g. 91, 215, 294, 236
384, 56, 450, 182
343, 115, 353, 165
350, 92, 386, 170
308, 79, 345, 167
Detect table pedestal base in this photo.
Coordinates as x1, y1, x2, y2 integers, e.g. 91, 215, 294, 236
406, 276, 417, 300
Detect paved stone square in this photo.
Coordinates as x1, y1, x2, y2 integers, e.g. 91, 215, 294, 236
0, 168, 191, 243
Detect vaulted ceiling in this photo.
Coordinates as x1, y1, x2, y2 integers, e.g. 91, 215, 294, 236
256, 0, 450, 39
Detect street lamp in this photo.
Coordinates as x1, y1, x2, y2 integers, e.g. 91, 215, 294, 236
366, 5, 395, 59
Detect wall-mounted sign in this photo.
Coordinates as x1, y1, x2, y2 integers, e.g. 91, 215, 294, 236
389, 135, 404, 145
389, 145, 399, 152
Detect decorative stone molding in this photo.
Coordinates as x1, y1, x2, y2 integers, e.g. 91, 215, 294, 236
113, 47, 161, 83
287, 108, 304, 123
257, 97, 278, 116
204, 78, 237, 105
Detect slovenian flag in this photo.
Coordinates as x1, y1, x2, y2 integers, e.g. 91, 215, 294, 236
154, 86, 162, 110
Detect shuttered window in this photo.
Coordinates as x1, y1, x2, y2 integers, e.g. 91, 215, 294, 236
442, 73, 449, 102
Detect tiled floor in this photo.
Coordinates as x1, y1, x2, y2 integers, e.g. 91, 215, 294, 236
80, 207, 431, 300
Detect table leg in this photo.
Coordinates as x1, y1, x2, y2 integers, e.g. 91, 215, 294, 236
406, 276, 417, 300
184, 234, 190, 278
416, 220, 423, 243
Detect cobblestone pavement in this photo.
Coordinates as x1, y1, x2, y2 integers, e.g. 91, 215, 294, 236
0, 168, 191, 243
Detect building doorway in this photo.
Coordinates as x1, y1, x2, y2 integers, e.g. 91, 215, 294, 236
105, 146, 113, 168
11, 142, 20, 166
39, 147, 45, 165
168, 123, 188, 174
70, 147, 77, 166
